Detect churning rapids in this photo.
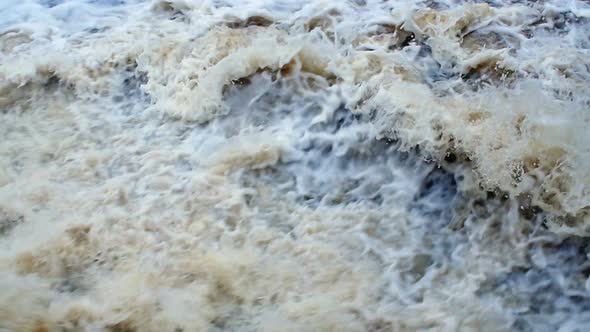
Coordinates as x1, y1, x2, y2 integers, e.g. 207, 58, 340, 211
1, 0, 590, 331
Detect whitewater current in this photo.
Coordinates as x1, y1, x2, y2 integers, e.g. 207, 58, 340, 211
1, 0, 590, 331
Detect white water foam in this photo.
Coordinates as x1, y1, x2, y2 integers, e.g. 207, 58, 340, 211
1, 0, 590, 331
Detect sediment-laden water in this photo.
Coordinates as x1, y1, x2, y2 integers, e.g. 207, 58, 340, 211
1, 0, 590, 331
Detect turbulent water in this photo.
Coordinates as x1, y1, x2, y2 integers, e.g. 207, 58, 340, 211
1, 0, 590, 331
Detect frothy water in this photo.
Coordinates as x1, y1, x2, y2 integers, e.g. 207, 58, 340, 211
1, 0, 590, 331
